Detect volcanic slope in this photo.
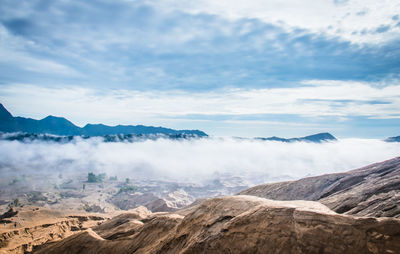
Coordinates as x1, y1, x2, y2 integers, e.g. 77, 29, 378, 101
33, 196, 400, 254
239, 157, 400, 218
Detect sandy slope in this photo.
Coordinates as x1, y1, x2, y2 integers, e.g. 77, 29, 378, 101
34, 196, 400, 254
0, 206, 109, 254
3, 157, 400, 253
240, 157, 400, 218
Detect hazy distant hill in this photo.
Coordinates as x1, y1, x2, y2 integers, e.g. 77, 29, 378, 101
255, 132, 336, 143
0, 132, 204, 143
0, 103, 207, 137
385, 136, 400, 142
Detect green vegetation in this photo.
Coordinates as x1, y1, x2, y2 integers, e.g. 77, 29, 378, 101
8, 198, 20, 209
87, 172, 107, 183
8, 179, 18, 186
63, 179, 73, 185
109, 176, 118, 181
118, 185, 137, 194
125, 178, 130, 184
98, 173, 106, 180
27, 192, 47, 202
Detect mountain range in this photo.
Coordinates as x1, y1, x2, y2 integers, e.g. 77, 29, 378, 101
2, 103, 397, 142
255, 132, 336, 142
385, 136, 400, 142
0, 103, 207, 137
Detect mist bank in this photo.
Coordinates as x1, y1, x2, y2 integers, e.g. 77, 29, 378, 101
1, 137, 399, 185
0, 131, 336, 144
0, 132, 203, 143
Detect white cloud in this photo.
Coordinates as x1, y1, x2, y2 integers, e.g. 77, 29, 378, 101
0, 25, 80, 76
1, 81, 399, 127
1, 138, 399, 185
147, 0, 400, 44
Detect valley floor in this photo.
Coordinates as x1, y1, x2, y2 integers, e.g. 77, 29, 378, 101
1, 157, 400, 253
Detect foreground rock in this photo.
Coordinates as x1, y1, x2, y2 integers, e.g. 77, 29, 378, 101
240, 157, 400, 218
34, 196, 400, 254
109, 189, 195, 212
0, 206, 108, 254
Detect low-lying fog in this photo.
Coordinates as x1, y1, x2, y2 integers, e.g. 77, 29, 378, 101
1, 137, 399, 185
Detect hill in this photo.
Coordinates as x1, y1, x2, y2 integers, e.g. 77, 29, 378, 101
34, 196, 400, 254
0, 103, 207, 137
255, 132, 336, 142
385, 136, 400, 142
239, 157, 400, 218
1, 158, 400, 253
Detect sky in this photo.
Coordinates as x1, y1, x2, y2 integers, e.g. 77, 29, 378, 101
0, 0, 399, 138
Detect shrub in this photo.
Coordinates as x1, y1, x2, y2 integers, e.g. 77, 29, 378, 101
118, 185, 137, 194
87, 172, 106, 183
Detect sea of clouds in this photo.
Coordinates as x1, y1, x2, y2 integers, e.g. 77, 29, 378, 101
0, 137, 399, 185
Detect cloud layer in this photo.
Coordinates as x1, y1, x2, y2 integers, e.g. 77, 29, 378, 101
0, 0, 399, 90
152, 0, 400, 44
1, 138, 399, 185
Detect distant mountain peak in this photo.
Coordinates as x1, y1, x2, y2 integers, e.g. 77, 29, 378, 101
40, 115, 77, 127
385, 136, 400, 142
0, 103, 13, 119
302, 132, 336, 140
42, 115, 67, 120
255, 132, 336, 143
40, 115, 68, 121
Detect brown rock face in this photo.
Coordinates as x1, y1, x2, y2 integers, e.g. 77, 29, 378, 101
0, 206, 108, 254
239, 157, 400, 218
34, 196, 400, 254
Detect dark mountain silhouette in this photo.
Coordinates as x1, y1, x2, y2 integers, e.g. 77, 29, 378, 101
0, 132, 205, 143
0, 103, 207, 136
255, 132, 336, 143
0, 103, 13, 120
385, 136, 400, 142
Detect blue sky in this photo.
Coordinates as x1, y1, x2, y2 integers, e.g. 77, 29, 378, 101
0, 0, 399, 138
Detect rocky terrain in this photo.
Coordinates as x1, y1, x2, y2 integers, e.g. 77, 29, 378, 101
33, 196, 400, 254
240, 157, 400, 218
0, 206, 109, 253
0, 157, 399, 253
0, 170, 249, 216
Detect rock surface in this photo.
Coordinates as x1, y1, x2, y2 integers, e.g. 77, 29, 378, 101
33, 196, 400, 254
239, 157, 400, 218
0, 206, 108, 254
108, 189, 194, 212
